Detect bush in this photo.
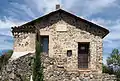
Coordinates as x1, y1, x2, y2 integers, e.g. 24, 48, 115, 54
33, 40, 43, 81
103, 49, 120, 81
0, 50, 13, 70
102, 64, 114, 74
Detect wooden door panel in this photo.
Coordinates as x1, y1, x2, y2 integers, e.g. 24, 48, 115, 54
78, 43, 89, 68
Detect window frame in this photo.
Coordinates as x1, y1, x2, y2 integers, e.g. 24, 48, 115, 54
40, 35, 49, 54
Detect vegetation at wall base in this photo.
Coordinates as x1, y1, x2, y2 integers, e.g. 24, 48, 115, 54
102, 48, 120, 81
0, 50, 13, 70
33, 40, 44, 81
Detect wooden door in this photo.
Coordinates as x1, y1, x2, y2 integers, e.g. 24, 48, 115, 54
78, 43, 89, 68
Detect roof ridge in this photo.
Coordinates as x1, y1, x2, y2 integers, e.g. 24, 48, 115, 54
11, 8, 109, 38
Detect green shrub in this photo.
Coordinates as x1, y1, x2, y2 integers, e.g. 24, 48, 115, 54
33, 40, 43, 81
102, 64, 114, 74
103, 49, 120, 81
0, 50, 13, 70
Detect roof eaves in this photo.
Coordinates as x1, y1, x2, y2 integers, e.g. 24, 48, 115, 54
11, 8, 109, 38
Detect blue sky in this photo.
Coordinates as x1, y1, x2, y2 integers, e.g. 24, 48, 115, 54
0, 0, 120, 63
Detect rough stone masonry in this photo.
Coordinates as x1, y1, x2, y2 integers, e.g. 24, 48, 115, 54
11, 9, 108, 73
0, 53, 116, 81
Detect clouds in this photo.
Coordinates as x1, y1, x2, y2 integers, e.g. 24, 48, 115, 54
0, 34, 13, 50
0, 17, 23, 28
92, 18, 120, 41
21, 0, 61, 16
0, 16, 25, 36
91, 18, 120, 53
2, 0, 119, 25
10, 2, 36, 19
66, 0, 117, 17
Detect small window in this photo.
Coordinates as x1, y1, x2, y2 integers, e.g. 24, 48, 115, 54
67, 50, 72, 57
41, 36, 49, 54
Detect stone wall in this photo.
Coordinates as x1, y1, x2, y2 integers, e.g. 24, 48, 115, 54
0, 53, 116, 81
11, 32, 36, 60
12, 11, 107, 73
42, 53, 116, 81
0, 53, 34, 81
36, 12, 105, 73
13, 32, 36, 52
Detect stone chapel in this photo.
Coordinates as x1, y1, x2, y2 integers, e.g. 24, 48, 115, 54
11, 5, 109, 74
